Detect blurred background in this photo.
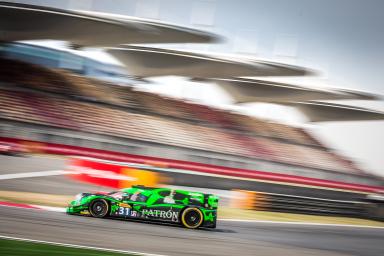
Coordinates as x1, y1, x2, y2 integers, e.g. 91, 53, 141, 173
1, 1, 384, 256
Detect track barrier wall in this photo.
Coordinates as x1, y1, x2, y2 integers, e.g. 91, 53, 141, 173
1, 136, 384, 194
231, 190, 384, 219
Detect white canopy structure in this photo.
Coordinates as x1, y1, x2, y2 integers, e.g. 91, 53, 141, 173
107, 46, 383, 122
287, 102, 384, 122
1, 2, 381, 123
107, 46, 312, 78
203, 78, 380, 103
0, 2, 218, 47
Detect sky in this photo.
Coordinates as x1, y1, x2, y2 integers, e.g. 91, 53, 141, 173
8, 0, 384, 176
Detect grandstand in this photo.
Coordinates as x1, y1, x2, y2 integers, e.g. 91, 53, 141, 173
1, 56, 375, 186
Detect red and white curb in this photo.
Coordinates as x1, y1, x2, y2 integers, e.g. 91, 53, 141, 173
0, 201, 65, 212
1, 201, 384, 229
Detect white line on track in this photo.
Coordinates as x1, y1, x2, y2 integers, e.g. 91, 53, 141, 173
0, 235, 169, 256
0, 170, 66, 180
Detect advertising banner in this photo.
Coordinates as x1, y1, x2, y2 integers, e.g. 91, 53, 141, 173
67, 157, 160, 188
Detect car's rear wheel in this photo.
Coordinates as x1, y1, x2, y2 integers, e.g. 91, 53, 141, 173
89, 199, 109, 218
181, 208, 203, 229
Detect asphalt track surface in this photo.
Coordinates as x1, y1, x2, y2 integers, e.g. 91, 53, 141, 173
1, 206, 384, 256
1, 155, 384, 256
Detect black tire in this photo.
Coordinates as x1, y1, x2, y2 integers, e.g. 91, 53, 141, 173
181, 208, 203, 229
89, 199, 109, 218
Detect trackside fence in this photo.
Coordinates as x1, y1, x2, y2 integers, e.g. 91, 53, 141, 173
231, 190, 376, 218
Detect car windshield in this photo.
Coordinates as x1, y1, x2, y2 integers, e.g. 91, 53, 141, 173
108, 191, 125, 200
129, 192, 148, 202
108, 190, 150, 202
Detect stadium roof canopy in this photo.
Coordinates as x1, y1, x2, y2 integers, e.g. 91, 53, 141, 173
107, 46, 312, 78
0, 2, 218, 47
204, 78, 380, 103
287, 102, 384, 122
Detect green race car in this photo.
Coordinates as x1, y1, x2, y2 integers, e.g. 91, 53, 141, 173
66, 185, 219, 229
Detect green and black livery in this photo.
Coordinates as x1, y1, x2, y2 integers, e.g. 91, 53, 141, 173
66, 185, 219, 229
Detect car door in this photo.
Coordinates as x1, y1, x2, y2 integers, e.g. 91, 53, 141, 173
143, 190, 180, 222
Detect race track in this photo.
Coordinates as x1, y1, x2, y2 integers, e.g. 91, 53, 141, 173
1, 155, 384, 256
0, 155, 111, 195
1, 206, 384, 256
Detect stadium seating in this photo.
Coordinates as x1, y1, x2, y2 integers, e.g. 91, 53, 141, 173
0, 57, 361, 174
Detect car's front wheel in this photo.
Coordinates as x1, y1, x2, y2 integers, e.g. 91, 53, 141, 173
181, 208, 203, 229
89, 199, 109, 218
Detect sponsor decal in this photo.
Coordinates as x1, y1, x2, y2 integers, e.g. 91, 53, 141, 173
141, 209, 178, 221
111, 204, 119, 213
130, 211, 138, 217
163, 197, 175, 204
205, 212, 214, 222
117, 207, 131, 216
119, 203, 131, 208
80, 210, 90, 215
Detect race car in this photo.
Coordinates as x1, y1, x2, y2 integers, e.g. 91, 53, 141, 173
66, 185, 219, 229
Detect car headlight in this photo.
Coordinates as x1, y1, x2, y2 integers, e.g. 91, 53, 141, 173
75, 193, 83, 202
